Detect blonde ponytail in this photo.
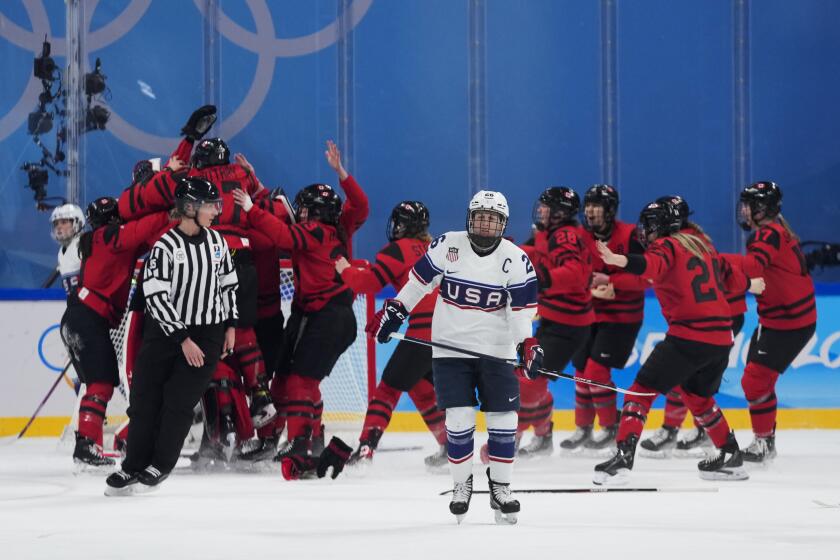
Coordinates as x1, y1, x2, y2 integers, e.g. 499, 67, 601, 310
671, 232, 713, 259
776, 214, 800, 242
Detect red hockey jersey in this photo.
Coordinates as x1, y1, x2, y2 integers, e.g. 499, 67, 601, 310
635, 232, 733, 346
526, 224, 595, 327
727, 222, 816, 330
245, 175, 369, 312
76, 212, 172, 326
340, 237, 437, 340
580, 220, 646, 324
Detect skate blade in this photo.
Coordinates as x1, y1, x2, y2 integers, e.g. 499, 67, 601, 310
425, 463, 450, 475
672, 447, 710, 459
582, 446, 617, 459
516, 449, 553, 460
698, 467, 749, 481
592, 468, 630, 486
638, 447, 674, 460
73, 460, 115, 475
104, 485, 136, 497
455, 513, 467, 525
493, 509, 519, 525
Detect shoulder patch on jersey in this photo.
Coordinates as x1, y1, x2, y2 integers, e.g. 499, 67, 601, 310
174, 249, 186, 263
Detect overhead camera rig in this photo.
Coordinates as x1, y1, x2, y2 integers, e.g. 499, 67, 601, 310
21, 36, 110, 210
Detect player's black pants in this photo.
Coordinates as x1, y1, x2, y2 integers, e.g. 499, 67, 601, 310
123, 320, 224, 474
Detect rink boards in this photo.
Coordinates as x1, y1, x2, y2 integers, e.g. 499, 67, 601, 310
1, 288, 838, 436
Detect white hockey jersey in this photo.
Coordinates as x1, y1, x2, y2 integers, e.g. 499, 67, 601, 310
396, 231, 538, 360
57, 236, 82, 296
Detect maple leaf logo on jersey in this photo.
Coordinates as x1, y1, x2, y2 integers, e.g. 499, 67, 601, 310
447, 247, 459, 262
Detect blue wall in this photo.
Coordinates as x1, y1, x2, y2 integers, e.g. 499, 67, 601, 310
2, 1, 839, 287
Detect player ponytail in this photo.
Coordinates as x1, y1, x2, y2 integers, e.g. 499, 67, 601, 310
685, 220, 713, 245
776, 214, 800, 242
671, 232, 712, 260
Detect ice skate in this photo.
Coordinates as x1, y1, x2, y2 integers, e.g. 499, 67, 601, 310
593, 435, 637, 486
425, 444, 448, 473
238, 436, 279, 462
639, 426, 679, 459
487, 468, 519, 525
449, 474, 473, 524
559, 425, 593, 453
584, 424, 618, 456
136, 465, 169, 493
104, 469, 139, 497
73, 433, 115, 470
698, 432, 749, 481
347, 428, 383, 467
517, 423, 553, 459
673, 427, 713, 458
742, 435, 776, 464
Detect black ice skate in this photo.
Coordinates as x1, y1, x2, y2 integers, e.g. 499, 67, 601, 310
449, 474, 473, 524
584, 424, 618, 454
698, 432, 749, 481
136, 465, 169, 493
104, 469, 139, 497
347, 428, 383, 466
742, 434, 777, 464
249, 388, 277, 429
517, 422, 553, 459
593, 435, 637, 486
487, 468, 520, 525
674, 427, 713, 457
311, 425, 326, 458
639, 425, 679, 459
73, 433, 115, 469
238, 436, 279, 462
559, 425, 593, 452
424, 444, 448, 473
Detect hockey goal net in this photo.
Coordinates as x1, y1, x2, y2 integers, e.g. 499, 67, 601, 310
61, 258, 376, 450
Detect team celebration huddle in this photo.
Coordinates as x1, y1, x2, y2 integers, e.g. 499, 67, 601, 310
50, 105, 815, 524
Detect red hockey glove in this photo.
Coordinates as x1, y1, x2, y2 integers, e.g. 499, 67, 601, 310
280, 454, 317, 481
516, 337, 544, 380
316, 436, 354, 479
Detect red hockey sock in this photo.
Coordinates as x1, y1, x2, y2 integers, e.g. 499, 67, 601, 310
616, 382, 657, 442
78, 382, 114, 446
361, 381, 402, 440
312, 398, 323, 437
284, 374, 320, 440
663, 388, 689, 429
741, 361, 780, 437
408, 378, 446, 445
682, 392, 731, 448
518, 375, 550, 435
585, 360, 617, 427
232, 328, 265, 389
267, 374, 288, 437
573, 373, 596, 428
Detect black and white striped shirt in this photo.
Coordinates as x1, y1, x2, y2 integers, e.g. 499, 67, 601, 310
143, 227, 238, 341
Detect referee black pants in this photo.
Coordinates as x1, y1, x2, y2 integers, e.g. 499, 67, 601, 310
123, 321, 224, 474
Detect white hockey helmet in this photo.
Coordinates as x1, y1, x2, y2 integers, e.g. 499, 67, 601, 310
50, 203, 86, 244
466, 190, 509, 254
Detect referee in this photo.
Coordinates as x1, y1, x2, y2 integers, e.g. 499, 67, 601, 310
106, 177, 238, 496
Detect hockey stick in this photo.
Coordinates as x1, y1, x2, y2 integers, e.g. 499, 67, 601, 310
16, 361, 73, 439
389, 333, 655, 396
439, 487, 719, 496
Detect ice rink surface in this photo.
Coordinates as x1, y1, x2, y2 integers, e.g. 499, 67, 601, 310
1, 430, 838, 560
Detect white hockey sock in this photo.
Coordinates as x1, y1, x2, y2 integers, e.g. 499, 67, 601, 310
486, 411, 517, 484
445, 407, 476, 484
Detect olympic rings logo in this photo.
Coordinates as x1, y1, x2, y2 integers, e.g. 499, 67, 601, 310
0, 0, 373, 152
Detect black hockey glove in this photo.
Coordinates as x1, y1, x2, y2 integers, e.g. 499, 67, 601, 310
517, 337, 544, 380
181, 105, 217, 141
316, 436, 354, 479
373, 299, 408, 344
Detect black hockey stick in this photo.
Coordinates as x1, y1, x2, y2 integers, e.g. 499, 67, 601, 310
17, 361, 73, 439
389, 333, 655, 396
439, 487, 719, 496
